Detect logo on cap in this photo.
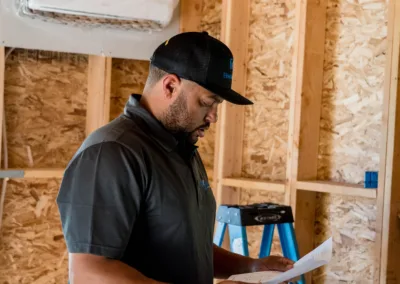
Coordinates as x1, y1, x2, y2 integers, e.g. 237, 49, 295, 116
223, 58, 234, 80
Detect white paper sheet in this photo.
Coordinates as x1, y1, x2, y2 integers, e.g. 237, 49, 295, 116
228, 237, 333, 284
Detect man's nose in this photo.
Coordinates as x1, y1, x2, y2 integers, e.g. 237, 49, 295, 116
205, 106, 218, 124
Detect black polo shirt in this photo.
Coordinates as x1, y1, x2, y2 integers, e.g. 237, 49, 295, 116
56, 94, 217, 284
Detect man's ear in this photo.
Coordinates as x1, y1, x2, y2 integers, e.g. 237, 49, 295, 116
162, 74, 181, 99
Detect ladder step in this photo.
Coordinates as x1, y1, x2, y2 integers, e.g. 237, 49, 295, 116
216, 203, 294, 226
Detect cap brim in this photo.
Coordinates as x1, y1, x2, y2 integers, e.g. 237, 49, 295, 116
200, 83, 254, 105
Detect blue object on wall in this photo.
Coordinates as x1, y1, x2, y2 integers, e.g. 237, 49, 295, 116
364, 171, 378, 188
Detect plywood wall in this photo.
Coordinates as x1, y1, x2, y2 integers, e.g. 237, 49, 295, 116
240, 0, 296, 259
0, 50, 87, 283
313, 0, 387, 282
317, 0, 386, 184
242, 0, 295, 183
110, 58, 149, 121
4, 50, 87, 168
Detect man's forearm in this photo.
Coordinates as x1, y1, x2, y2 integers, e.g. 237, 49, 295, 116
213, 244, 254, 279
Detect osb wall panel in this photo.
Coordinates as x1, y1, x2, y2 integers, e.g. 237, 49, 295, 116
0, 50, 88, 283
0, 179, 68, 284
317, 0, 386, 184
313, 194, 377, 283
242, 0, 296, 182
239, 0, 296, 259
199, 0, 222, 40
314, 0, 387, 283
110, 58, 149, 121
4, 50, 87, 168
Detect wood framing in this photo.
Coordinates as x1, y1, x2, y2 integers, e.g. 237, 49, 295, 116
296, 181, 377, 199
212, 0, 250, 251
285, 0, 328, 282
376, 0, 400, 282
86, 55, 112, 136
179, 0, 203, 33
20, 168, 64, 178
0, 168, 64, 178
221, 178, 285, 193
214, 0, 250, 207
0, 47, 4, 164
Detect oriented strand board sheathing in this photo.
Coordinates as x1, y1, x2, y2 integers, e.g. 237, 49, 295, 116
314, 1, 386, 282
317, 0, 387, 184
242, 0, 296, 182
4, 49, 87, 168
313, 193, 376, 283
237, 0, 296, 259
1, 49, 87, 282
0, 179, 67, 284
199, 0, 222, 40
110, 59, 150, 121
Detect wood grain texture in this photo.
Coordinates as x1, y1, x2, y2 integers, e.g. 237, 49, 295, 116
317, 0, 386, 184
110, 58, 149, 120
215, 0, 250, 206
296, 181, 377, 199
222, 178, 285, 193
285, 0, 328, 282
1, 49, 87, 283
86, 55, 111, 136
0, 47, 4, 164
376, 0, 400, 282
0, 179, 67, 284
213, 0, 250, 252
313, 193, 377, 283
180, 0, 204, 33
4, 49, 87, 168
242, 0, 296, 182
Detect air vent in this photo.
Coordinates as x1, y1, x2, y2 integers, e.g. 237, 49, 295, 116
19, 0, 179, 31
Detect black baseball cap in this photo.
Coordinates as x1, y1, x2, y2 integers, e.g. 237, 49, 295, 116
150, 31, 253, 105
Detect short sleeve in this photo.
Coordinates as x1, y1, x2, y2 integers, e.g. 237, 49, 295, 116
56, 141, 145, 259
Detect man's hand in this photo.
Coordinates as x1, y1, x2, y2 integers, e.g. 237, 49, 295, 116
248, 255, 294, 273
214, 245, 296, 280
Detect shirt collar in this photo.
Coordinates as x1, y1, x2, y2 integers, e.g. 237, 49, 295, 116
123, 94, 198, 157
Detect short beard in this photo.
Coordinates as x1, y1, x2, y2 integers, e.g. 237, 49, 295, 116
159, 90, 193, 135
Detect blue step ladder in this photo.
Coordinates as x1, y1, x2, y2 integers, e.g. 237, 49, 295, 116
213, 203, 305, 284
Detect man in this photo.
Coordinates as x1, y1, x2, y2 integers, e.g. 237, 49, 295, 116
56, 31, 294, 284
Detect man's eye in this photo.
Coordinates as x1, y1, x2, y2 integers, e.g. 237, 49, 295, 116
201, 101, 213, 107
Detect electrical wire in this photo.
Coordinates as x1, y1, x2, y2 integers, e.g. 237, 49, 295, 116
0, 47, 14, 233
